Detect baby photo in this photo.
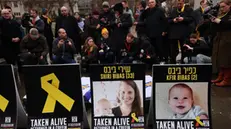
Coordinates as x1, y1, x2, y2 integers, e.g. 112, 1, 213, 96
155, 82, 209, 120
95, 98, 114, 117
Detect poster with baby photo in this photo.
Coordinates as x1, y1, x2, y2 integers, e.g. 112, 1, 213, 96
90, 64, 145, 129
152, 64, 212, 129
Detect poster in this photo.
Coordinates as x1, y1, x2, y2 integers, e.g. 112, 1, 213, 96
90, 64, 146, 129
23, 64, 83, 129
0, 65, 17, 129
153, 64, 212, 129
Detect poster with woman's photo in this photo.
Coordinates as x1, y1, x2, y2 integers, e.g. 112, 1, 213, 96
153, 64, 212, 129
90, 64, 145, 129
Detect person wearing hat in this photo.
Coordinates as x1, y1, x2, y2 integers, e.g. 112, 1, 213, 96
20, 28, 48, 65
98, 28, 115, 63
110, 2, 133, 61
182, 33, 211, 64
99, 1, 115, 34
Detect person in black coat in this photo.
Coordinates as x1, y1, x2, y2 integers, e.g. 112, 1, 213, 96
55, 6, 82, 54
182, 33, 211, 64
136, 0, 168, 63
0, 9, 22, 65
41, 8, 54, 59
137, 36, 156, 66
110, 3, 133, 61
168, 0, 194, 63
119, 33, 139, 63
99, 1, 115, 34
97, 28, 115, 63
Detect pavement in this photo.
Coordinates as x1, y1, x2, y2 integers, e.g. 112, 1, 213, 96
16, 71, 231, 129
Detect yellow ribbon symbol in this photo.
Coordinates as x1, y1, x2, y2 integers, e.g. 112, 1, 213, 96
41, 73, 75, 113
131, 113, 139, 122
0, 95, 9, 112
195, 116, 205, 126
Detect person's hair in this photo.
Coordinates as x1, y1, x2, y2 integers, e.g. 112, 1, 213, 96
117, 80, 143, 115
168, 83, 193, 100
84, 37, 97, 52
31, 9, 38, 14
98, 98, 110, 104
127, 33, 135, 39
122, 0, 128, 4
190, 33, 198, 39
220, 0, 231, 5
42, 8, 48, 15
4, 5, 12, 10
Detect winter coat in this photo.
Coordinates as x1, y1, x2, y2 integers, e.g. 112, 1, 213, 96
212, 10, 231, 72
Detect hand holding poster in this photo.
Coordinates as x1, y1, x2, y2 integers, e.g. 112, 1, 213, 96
0, 65, 17, 129
90, 64, 146, 129
153, 64, 212, 129
23, 64, 83, 129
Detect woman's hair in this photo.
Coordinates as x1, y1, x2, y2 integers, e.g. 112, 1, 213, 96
117, 80, 143, 115
84, 37, 97, 52
220, 0, 231, 5
168, 83, 193, 100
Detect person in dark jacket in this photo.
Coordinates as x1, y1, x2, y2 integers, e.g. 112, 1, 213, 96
136, 0, 168, 63
29, 9, 45, 34
168, 0, 194, 63
55, 6, 81, 53
86, 11, 101, 43
137, 36, 156, 66
210, 0, 231, 87
110, 3, 133, 61
0, 9, 22, 65
20, 28, 48, 65
82, 37, 98, 71
182, 33, 211, 64
120, 33, 139, 63
41, 8, 54, 59
52, 28, 77, 64
134, 0, 146, 37
99, 1, 115, 34
98, 28, 115, 63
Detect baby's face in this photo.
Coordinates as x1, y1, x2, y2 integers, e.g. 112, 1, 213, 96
98, 101, 112, 115
169, 87, 193, 115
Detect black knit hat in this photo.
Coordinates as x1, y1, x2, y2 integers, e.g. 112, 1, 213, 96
113, 3, 123, 14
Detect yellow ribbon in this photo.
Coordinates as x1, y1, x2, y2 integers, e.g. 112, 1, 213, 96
42, 15, 52, 24
195, 116, 205, 126
178, 40, 181, 51
218, 12, 228, 19
201, 6, 204, 14
0, 95, 9, 112
41, 73, 75, 113
131, 113, 139, 122
177, 4, 185, 13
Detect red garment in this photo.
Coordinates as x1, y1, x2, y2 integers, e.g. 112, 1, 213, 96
125, 43, 131, 52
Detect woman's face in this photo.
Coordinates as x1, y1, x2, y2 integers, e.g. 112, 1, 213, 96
220, 2, 230, 13
119, 82, 135, 106
88, 39, 94, 46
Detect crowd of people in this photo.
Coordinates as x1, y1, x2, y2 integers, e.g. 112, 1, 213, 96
0, 0, 231, 86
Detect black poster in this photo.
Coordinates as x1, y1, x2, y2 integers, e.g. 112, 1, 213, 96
23, 64, 83, 129
0, 65, 17, 129
90, 64, 146, 129
153, 64, 212, 129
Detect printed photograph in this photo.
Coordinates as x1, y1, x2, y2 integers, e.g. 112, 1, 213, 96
93, 80, 144, 117
155, 82, 209, 120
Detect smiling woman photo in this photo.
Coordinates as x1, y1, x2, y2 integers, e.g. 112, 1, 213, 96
112, 80, 143, 116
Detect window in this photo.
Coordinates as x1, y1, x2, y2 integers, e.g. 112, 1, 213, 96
13, 2, 18, 8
